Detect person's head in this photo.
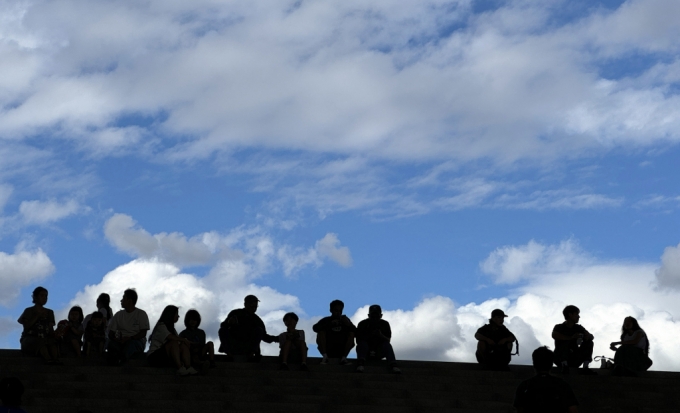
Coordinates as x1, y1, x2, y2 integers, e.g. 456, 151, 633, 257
283, 312, 299, 328
97, 293, 113, 320
157, 305, 180, 334
0, 377, 24, 407
121, 289, 138, 310
562, 305, 580, 323
184, 309, 202, 329
490, 309, 507, 326
32, 286, 48, 306
368, 305, 382, 320
244, 295, 259, 313
90, 311, 104, 327
330, 300, 344, 317
68, 306, 84, 324
532, 346, 554, 373
621, 316, 642, 337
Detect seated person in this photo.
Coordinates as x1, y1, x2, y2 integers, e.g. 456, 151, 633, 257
147, 305, 198, 376
84, 311, 107, 356
179, 309, 217, 369
57, 306, 84, 357
552, 305, 596, 375
475, 309, 516, 370
313, 299, 356, 365
355, 305, 400, 374
0, 377, 28, 413
278, 312, 308, 370
610, 316, 652, 376
17, 286, 60, 365
218, 295, 277, 361
513, 346, 579, 413
107, 289, 150, 365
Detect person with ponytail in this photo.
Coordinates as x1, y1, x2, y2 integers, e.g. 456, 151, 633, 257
147, 305, 198, 376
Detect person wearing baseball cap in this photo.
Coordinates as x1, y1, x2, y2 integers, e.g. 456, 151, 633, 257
474, 309, 516, 370
217, 295, 278, 361
355, 304, 401, 374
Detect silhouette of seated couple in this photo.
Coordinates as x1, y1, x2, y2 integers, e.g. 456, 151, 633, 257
476, 305, 652, 377
218, 296, 401, 374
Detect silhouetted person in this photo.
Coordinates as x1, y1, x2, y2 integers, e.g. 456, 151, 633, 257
179, 309, 217, 369
313, 299, 356, 365
513, 346, 578, 413
83, 293, 114, 330
355, 305, 400, 374
17, 286, 61, 365
57, 305, 84, 357
610, 316, 652, 376
552, 305, 596, 375
107, 289, 150, 365
218, 295, 278, 361
147, 305, 198, 375
475, 309, 516, 370
278, 312, 308, 370
84, 311, 107, 356
0, 377, 28, 413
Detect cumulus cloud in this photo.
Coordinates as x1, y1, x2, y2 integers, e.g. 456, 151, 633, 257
19, 198, 84, 224
0, 248, 55, 306
655, 243, 680, 290
105, 213, 352, 274
480, 239, 592, 284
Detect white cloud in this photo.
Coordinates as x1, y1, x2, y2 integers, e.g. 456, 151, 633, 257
0, 316, 18, 336
0, 248, 55, 306
105, 213, 352, 274
655, 243, 680, 290
480, 239, 592, 284
19, 198, 84, 224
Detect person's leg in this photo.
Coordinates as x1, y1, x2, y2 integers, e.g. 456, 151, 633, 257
344, 332, 355, 358
217, 326, 229, 355
578, 340, 594, 367
298, 340, 308, 364
107, 340, 123, 364
204, 341, 215, 361
381, 341, 396, 363
489, 344, 511, 369
47, 340, 60, 362
316, 331, 327, 358
179, 342, 193, 368
281, 340, 291, 364
71, 339, 82, 357
165, 341, 182, 369
553, 343, 571, 372
475, 341, 488, 364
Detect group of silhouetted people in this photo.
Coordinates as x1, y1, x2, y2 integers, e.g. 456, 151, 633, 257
14, 286, 657, 412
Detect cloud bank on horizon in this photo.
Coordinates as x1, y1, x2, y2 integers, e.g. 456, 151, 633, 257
1, 0, 680, 370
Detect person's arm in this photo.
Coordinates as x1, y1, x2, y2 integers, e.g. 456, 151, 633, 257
312, 317, 327, 333
258, 317, 278, 343
580, 326, 594, 341
552, 326, 578, 341
376, 321, 391, 343
475, 327, 496, 345
18, 308, 42, 330
130, 329, 148, 341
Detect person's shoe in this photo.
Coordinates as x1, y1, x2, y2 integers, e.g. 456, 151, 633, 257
340, 357, 351, 366
320, 356, 329, 365
209, 360, 218, 368
300, 363, 309, 371
391, 365, 402, 374
177, 367, 190, 376
355, 365, 365, 373
279, 363, 289, 371
186, 366, 199, 375
560, 365, 570, 375
578, 367, 598, 376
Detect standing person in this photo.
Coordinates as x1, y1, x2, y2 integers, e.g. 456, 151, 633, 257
313, 299, 356, 365
552, 305, 596, 375
513, 346, 579, 413
218, 295, 278, 362
107, 289, 150, 366
179, 309, 217, 369
58, 306, 85, 357
610, 316, 652, 376
355, 305, 400, 374
0, 377, 28, 413
17, 286, 61, 365
147, 305, 198, 376
278, 312, 308, 371
475, 309, 516, 370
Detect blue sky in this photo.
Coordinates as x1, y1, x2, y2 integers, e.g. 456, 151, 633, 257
2, 0, 680, 367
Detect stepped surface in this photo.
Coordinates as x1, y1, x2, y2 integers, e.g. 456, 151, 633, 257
1, 350, 679, 413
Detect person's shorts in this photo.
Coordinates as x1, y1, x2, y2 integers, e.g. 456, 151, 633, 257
147, 344, 174, 367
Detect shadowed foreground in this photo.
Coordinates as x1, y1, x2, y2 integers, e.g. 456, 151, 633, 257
1, 350, 678, 413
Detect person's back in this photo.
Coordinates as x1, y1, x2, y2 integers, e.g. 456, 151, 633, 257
514, 346, 578, 413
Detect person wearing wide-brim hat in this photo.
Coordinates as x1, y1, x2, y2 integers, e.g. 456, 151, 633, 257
218, 295, 278, 361
474, 309, 516, 370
